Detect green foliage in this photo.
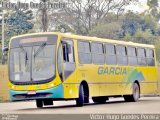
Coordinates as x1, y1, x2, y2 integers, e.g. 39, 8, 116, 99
155, 40, 160, 64
133, 29, 156, 44
122, 12, 158, 36
89, 22, 121, 39
6, 10, 34, 36
123, 33, 132, 42
147, 0, 158, 8
147, 0, 160, 20
2, 10, 34, 46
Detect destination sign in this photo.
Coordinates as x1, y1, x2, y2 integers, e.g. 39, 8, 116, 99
20, 37, 48, 44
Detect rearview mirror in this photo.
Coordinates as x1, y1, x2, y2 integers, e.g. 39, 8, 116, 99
2, 47, 8, 65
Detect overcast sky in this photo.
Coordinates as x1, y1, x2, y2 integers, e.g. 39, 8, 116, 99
126, 0, 149, 12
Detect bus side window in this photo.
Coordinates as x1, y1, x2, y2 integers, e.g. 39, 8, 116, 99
78, 41, 92, 64
105, 44, 117, 65
91, 42, 105, 64
116, 45, 128, 65
127, 46, 137, 66
146, 49, 155, 66
137, 48, 147, 66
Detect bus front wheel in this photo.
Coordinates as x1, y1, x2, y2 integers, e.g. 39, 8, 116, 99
36, 99, 43, 108
76, 85, 84, 107
124, 82, 140, 102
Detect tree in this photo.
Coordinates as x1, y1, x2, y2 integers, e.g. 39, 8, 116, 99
6, 10, 33, 36
122, 11, 159, 43
123, 33, 132, 42
122, 12, 144, 36
155, 40, 160, 64
61, 0, 138, 35
147, 0, 160, 21
133, 29, 156, 44
89, 22, 121, 39
40, 0, 48, 32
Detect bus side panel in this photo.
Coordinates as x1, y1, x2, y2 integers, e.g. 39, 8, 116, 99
120, 66, 133, 95
63, 68, 79, 99
63, 83, 79, 99
77, 64, 100, 97
139, 67, 158, 95
158, 67, 160, 94
100, 66, 134, 96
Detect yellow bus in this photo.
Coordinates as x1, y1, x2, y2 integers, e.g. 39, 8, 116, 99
8, 32, 158, 108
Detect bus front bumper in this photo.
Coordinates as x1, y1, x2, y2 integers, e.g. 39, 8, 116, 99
9, 84, 64, 101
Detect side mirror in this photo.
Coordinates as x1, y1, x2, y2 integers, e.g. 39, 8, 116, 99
2, 47, 8, 65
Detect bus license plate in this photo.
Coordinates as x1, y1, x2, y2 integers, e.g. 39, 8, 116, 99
27, 91, 36, 95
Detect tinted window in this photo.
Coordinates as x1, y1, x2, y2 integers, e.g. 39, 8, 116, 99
78, 41, 92, 64
91, 43, 103, 53
146, 49, 155, 66
137, 48, 145, 57
127, 47, 137, 66
146, 49, 154, 58
105, 44, 116, 65
91, 42, 104, 64
128, 47, 136, 57
137, 48, 147, 66
116, 45, 127, 65
116, 45, 127, 56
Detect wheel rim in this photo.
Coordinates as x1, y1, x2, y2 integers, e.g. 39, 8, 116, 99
133, 85, 139, 101
81, 86, 84, 101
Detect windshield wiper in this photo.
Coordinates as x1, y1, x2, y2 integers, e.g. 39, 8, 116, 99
34, 43, 47, 58
19, 44, 28, 66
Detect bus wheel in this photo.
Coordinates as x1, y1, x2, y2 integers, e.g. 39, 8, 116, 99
76, 85, 84, 107
92, 97, 108, 103
124, 82, 140, 102
36, 99, 43, 108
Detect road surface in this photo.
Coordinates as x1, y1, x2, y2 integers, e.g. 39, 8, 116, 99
0, 97, 160, 114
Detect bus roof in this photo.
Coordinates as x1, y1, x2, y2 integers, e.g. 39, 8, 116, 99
11, 32, 155, 49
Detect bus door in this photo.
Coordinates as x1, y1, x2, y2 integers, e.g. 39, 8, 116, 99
58, 39, 77, 98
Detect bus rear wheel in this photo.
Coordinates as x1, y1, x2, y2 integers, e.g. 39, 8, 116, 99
124, 82, 140, 102
76, 85, 84, 107
36, 99, 43, 108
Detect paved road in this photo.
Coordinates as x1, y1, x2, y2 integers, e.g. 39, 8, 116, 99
0, 97, 160, 114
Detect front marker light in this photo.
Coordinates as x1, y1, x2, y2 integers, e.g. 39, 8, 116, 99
51, 84, 54, 87
12, 86, 15, 89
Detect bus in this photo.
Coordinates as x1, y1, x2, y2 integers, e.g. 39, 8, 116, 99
8, 32, 158, 108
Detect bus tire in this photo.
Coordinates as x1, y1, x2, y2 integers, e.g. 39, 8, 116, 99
76, 85, 84, 107
36, 99, 43, 108
124, 82, 140, 102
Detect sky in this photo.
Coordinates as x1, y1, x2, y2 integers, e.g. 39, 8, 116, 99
9, 0, 149, 13
125, 0, 149, 13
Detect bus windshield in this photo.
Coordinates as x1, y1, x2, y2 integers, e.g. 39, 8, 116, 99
9, 35, 57, 84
